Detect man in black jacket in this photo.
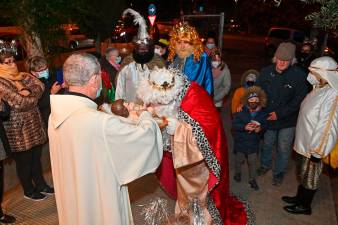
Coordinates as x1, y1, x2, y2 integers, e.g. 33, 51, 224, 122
0, 101, 16, 223
256, 42, 309, 186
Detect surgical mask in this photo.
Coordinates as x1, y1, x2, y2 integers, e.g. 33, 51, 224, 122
115, 56, 121, 64
211, 61, 221, 68
96, 82, 102, 98
38, 69, 49, 79
206, 43, 215, 49
154, 48, 162, 56
206, 44, 215, 49
307, 73, 320, 85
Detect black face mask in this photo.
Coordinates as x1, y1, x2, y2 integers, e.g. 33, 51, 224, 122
299, 52, 310, 61
246, 81, 255, 87
248, 102, 259, 110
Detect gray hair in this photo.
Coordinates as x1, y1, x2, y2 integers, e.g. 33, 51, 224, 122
272, 56, 297, 65
63, 53, 100, 86
105, 47, 119, 60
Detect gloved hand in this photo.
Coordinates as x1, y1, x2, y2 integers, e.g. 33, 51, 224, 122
166, 117, 179, 135
310, 155, 321, 163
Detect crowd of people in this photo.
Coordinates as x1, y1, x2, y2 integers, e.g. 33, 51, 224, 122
0, 7, 337, 225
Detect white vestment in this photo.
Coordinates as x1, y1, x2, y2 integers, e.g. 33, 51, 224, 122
115, 62, 150, 102
294, 85, 338, 158
48, 94, 163, 225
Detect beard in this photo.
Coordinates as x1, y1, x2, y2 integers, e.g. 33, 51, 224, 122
133, 49, 155, 66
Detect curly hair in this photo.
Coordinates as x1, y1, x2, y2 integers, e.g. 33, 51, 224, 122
167, 22, 203, 62
240, 86, 267, 107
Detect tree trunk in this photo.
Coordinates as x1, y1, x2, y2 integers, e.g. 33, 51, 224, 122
20, 18, 45, 58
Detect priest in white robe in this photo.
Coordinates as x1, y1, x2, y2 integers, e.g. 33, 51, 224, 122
48, 53, 163, 225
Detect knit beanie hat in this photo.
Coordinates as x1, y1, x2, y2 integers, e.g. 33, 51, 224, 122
275, 42, 296, 61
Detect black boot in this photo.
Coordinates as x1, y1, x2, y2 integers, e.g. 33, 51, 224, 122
283, 188, 316, 215
281, 185, 303, 204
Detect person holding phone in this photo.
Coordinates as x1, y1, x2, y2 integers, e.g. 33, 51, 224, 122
26, 56, 65, 126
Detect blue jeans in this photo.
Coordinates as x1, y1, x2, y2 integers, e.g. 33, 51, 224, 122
260, 127, 295, 177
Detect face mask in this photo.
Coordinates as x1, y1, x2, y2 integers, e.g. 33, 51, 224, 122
307, 73, 320, 85
211, 61, 221, 68
246, 81, 255, 87
1, 63, 19, 75
248, 102, 259, 110
115, 56, 121, 64
96, 82, 102, 98
154, 48, 162, 56
38, 69, 49, 79
206, 43, 215, 49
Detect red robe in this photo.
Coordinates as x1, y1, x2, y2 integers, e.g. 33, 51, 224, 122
157, 82, 248, 225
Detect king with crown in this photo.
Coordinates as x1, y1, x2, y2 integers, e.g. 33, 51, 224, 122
168, 21, 213, 96
137, 67, 251, 225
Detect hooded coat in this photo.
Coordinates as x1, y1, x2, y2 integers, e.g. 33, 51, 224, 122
48, 94, 163, 225
231, 70, 259, 114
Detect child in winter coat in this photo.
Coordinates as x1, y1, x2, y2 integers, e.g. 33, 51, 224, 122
232, 86, 267, 190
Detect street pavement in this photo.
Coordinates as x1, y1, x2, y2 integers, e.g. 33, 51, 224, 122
2, 103, 337, 225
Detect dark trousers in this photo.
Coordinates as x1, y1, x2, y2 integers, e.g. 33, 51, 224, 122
13, 145, 47, 195
235, 152, 258, 180
0, 161, 4, 216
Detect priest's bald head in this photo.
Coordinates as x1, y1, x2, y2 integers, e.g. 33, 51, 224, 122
63, 53, 102, 99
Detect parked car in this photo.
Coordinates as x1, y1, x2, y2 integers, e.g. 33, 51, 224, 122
265, 27, 306, 56
61, 25, 95, 49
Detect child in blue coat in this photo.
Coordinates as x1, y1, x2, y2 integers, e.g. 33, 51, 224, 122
232, 86, 267, 190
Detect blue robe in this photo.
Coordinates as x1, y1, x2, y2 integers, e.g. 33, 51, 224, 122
172, 53, 213, 95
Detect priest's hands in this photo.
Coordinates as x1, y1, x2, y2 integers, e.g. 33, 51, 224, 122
99, 103, 112, 114
166, 117, 178, 135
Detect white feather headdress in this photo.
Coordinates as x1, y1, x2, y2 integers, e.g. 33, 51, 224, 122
123, 8, 149, 44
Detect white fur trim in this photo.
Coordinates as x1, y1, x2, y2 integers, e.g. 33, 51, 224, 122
137, 68, 184, 105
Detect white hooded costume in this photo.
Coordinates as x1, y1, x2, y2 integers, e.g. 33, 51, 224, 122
294, 56, 338, 159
